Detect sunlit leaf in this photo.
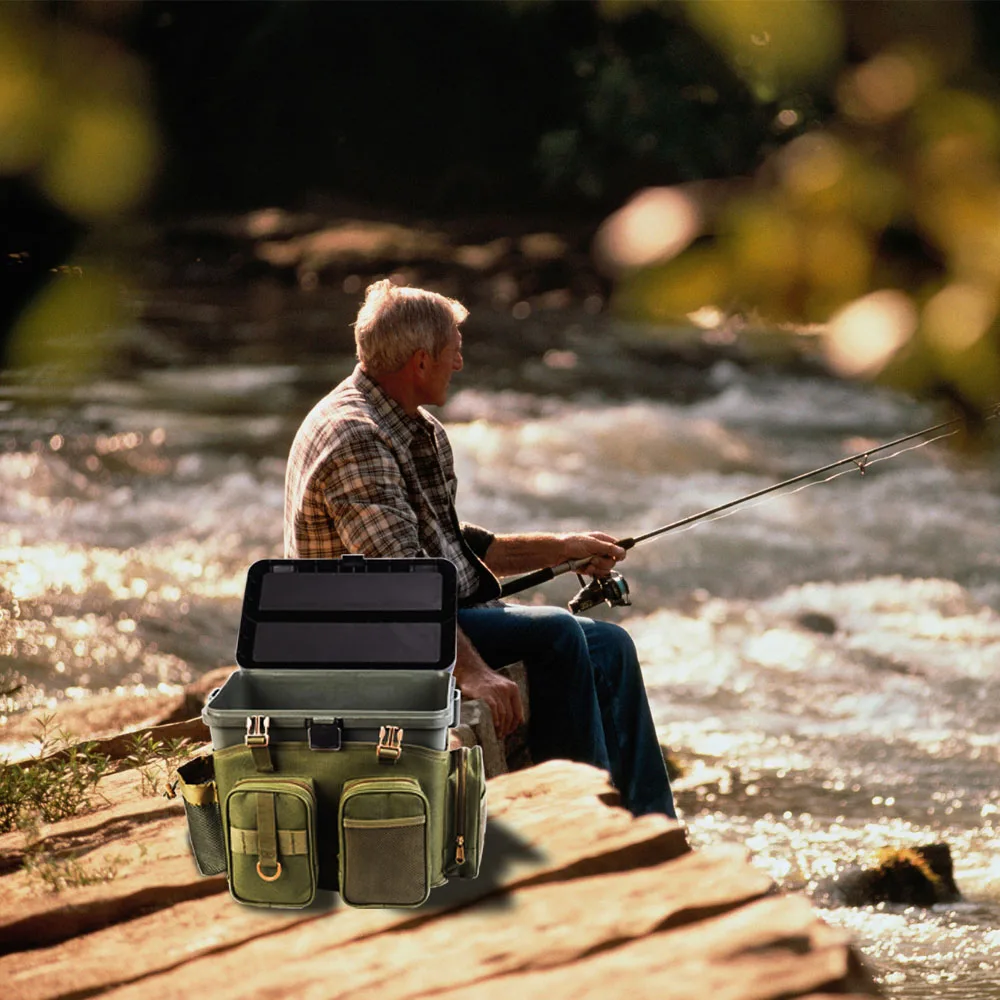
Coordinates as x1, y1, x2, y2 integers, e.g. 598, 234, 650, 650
39, 101, 159, 220
8, 268, 123, 379
614, 248, 730, 321
0, 15, 50, 173
682, 0, 844, 99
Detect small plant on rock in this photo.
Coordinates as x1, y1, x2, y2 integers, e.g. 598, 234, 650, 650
0, 715, 111, 835
19, 814, 126, 892
125, 732, 194, 797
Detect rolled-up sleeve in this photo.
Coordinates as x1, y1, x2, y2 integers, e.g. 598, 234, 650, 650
460, 522, 495, 560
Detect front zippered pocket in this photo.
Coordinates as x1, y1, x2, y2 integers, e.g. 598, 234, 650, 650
224, 775, 318, 908
338, 776, 430, 907
446, 745, 486, 879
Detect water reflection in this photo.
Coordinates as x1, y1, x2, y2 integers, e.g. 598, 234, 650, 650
1, 321, 998, 996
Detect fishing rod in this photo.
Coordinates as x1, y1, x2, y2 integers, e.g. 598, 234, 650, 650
500, 403, 1000, 611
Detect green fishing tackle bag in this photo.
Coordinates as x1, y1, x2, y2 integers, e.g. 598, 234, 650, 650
176, 555, 487, 908
177, 726, 486, 909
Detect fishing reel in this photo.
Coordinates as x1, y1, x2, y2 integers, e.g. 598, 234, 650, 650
568, 571, 631, 615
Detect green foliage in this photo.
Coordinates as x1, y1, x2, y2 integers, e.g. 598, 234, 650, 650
0, 5, 159, 220
537, 6, 775, 204
0, 716, 112, 835
20, 812, 128, 894
603, 0, 1000, 419
0, 718, 193, 835
1, 714, 186, 891
124, 731, 194, 798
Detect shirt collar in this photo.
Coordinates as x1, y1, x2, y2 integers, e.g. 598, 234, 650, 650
350, 365, 432, 444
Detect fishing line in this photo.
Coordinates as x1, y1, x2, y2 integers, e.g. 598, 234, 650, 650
663, 427, 963, 539
500, 403, 998, 603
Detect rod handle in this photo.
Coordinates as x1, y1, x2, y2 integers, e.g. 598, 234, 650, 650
499, 556, 593, 597
499, 566, 556, 597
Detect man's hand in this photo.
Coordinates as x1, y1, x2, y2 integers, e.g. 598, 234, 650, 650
484, 531, 625, 579
456, 666, 524, 738
559, 531, 625, 578
454, 627, 525, 738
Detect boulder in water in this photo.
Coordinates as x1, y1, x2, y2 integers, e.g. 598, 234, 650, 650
817, 842, 961, 907
795, 611, 838, 635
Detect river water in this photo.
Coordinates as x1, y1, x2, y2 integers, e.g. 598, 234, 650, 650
1, 283, 998, 997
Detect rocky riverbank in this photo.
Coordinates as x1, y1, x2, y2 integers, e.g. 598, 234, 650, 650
0, 738, 881, 1000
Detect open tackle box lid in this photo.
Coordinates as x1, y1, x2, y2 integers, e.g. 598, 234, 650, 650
235, 555, 458, 671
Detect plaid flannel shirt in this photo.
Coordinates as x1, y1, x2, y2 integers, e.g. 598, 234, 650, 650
284, 365, 501, 606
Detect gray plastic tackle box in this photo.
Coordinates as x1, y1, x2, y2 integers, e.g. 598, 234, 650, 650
203, 556, 461, 752
202, 668, 460, 751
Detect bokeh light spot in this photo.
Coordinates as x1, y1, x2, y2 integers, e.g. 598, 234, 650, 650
779, 132, 847, 201
839, 52, 919, 124
923, 284, 996, 354
596, 186, 702, 271
826, 290, 918, 377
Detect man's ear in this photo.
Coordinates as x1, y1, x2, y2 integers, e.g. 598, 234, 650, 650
412, 349, 431, 376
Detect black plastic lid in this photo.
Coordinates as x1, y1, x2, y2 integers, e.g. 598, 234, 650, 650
235, 556, 458, 670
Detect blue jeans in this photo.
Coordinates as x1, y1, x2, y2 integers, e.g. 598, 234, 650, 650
457, 604, 676, 818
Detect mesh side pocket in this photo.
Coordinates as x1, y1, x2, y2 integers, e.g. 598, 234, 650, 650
184, 798, 227, 876
176, 755, 227, 877
339, 777, 430, 908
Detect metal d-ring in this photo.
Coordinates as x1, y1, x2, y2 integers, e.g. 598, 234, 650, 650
256, 860, 282, 882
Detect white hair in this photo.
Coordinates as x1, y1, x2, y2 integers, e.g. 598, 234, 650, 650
354, 280, 468, 375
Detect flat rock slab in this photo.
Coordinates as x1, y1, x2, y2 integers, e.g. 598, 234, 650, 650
0, 758, 881, 1000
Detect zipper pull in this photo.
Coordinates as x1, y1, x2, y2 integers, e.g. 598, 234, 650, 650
455, 835, 466, 865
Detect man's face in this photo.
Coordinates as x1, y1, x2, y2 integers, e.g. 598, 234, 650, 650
421, 325, 463, 406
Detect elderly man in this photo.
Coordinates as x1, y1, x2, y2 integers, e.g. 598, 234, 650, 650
284, 280, 676, 818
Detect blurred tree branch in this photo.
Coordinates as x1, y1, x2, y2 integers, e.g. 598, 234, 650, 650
601, 0, 1000, 419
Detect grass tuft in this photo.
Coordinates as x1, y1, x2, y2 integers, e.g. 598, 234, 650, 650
0, 714, 112, 835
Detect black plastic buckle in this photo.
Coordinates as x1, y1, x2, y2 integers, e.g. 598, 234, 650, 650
307, 718, 343, 751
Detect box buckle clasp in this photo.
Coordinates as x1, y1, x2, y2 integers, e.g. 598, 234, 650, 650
308, 717, 343, 751
376, 725, 403, 763
245, 715, 270, 747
